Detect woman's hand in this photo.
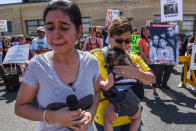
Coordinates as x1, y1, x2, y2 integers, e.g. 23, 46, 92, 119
146, 59, 152, 65
113, 58, 141, 79
54, 108, 85, 130
76, 108, 96, 131
22, 61, 29, 76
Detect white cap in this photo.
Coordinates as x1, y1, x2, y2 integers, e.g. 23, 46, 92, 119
37, 26, 45, 32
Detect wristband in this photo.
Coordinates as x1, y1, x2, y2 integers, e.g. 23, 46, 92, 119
43, 110, 49, 123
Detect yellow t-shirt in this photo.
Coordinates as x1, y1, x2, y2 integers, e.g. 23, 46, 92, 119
91, 49, 151, 127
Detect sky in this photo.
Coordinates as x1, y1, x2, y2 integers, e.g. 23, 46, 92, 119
0, 0, 22, 5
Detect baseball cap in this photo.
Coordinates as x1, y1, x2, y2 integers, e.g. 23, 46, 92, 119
37, 27, 45, 32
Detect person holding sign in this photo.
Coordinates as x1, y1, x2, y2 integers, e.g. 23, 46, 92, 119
138, 26, 158, 95
2, 37, 11, 73
15, 1, 100, 131
138, 26, 151, 65
178, 33, 196, 88
157, 26, 181, 89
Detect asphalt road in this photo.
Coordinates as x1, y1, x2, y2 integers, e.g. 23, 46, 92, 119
0, 64, 195, 131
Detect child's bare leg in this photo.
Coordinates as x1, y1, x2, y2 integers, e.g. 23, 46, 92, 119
103, 103, 117, 131
129, 107, 141, 131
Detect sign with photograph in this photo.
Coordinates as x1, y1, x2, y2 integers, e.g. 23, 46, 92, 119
190, 44, 196, 70
0, 20, 7, 32
149, 22, 180, 65
105, 9, 119, 26
3, 44, 29, 64
161, 0, 183, 22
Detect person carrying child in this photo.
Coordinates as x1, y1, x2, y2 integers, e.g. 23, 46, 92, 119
99, 47, 141, 131
91, 17, 155, 131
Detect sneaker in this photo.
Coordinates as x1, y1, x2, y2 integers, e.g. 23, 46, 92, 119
189, 84, 196, 91
153, 92, 159, 96
157, 83, 162, 88
177, 82, 183, 88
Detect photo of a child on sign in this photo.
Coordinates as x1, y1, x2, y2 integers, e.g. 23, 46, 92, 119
149, 22, 180, 65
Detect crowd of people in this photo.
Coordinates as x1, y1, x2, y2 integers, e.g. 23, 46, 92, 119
0, 0, 194, 131
0, 26, 52, 74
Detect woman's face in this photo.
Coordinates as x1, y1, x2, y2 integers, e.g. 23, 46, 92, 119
18, 38, 26, 45
110, 31, 131, 50
90, 29, 96, 37
143, 28, 150, 37
159, 39, 167, 48
45, 9, 81, 54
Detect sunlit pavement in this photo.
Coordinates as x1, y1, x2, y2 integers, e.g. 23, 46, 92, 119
0, 65, 195, 131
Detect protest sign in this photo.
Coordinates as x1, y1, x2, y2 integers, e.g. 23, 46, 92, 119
131, 35, 140, 54
161, 0, 183, 22
145, 20, 152, 27
0, 20, 7, 32
105, 9, 119, 26
3, 44, 29, 64
149, 22, 179, 65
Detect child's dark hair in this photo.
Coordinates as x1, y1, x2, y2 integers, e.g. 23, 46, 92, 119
106, 47, 126, 70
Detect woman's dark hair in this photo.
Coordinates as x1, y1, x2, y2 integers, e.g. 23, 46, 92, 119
89, 26, 96, 33
140, 26, 150, 41
108, 17, 130, 37
43, 0, 82, 30
96, 31, 102, 38
25, 35, 32, 42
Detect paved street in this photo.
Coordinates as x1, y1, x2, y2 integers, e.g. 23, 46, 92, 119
0, 65, 196, 131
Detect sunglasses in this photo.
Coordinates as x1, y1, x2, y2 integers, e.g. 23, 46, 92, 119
114, 38, 131, 45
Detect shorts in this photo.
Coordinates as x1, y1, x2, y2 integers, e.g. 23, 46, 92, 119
110, 88, 141, 116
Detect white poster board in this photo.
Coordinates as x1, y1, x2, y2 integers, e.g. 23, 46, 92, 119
149, 22, 179, 65
190, 44, 196, 70
3, 45, 29, 64
105, 9, 119, 26
161, 0, 183, 22
146, 20, 152, 27
0, 20, 7, 32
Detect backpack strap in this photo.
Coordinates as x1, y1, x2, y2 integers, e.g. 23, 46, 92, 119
125, 50, 132, 64
101, 46, 111, 74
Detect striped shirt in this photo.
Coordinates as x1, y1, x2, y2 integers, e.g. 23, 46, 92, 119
114, 75, 137, 91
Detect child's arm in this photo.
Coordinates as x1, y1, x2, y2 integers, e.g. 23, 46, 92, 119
98, 73, 114, 91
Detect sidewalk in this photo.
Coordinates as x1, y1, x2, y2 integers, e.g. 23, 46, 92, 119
141, 65, 196, 131
0, 65, 195, 131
